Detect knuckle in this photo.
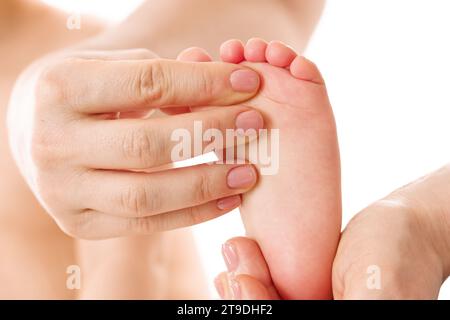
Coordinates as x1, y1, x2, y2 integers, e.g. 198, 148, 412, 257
30, 126, 60, 170
194, 65, 214, 99
35, 67, 64, 105
137, 60, 166, 105
29, 118, 67, 170
121, 184, 160, 216
30, 130, 51, 168
194, 169, 214, 203
184, 205, 203, 226
35, 58, 80, 105
131, 217, 156, 234
121, 127, 164, 167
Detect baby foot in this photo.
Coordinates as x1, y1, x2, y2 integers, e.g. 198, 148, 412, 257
177, 41, 342, 299
219, 39, 342, 299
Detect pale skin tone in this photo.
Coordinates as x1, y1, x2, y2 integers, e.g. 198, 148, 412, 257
5, 0, 447, 301
223, 39, 341, 300
197, 39, 449, 300
0, 0, 103, 299
2, 0, 325, 298
180, 39, 341, 299
215, 167, 450, 299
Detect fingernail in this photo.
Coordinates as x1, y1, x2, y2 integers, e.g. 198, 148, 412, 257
222, 242, 239, 272
227, 274, 241, 300
227, 166, 256, 189
235, 110, 264, 133
217, 195, 241, 210
214, 276, 225, 299
230, 69, 260, 92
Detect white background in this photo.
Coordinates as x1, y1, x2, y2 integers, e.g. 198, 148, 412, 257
42, 0, 450, 299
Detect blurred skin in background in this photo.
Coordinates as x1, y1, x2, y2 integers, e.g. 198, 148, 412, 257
0, 0, 324, 299
0, 0, 102, 299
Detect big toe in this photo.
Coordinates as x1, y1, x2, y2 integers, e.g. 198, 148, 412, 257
265, 41, 297, 68
177, 47, 213, 62
290, 56, 325, 84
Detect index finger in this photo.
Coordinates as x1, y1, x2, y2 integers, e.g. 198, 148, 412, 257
42, 58, 260, 114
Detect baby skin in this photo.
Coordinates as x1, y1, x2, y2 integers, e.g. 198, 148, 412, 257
178, 39, 341, 299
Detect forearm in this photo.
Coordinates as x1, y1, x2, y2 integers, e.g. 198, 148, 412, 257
80, 0, 324, 58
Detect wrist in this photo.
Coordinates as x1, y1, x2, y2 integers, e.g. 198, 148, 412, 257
423, 164, 450, 280
387, 164, 450, 280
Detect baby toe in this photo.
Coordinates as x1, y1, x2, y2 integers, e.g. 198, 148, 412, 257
290, 56, 324, 84
177, 47, 212, 62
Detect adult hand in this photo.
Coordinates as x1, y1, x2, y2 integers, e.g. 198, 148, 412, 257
214, 165, 450, 299
7, 48, 263, 239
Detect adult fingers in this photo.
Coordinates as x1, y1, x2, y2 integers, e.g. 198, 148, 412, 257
215, 272, 273, 300
160, 47, 214, 115
70, 164, 257, 218
221, 237, 280, 299
332, 201, 444, 300
76, 49, 158, 119
62, 196, 241, 239
72, 106, 264, 169
39, 58, 260, 114
72, 48, 157, 60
